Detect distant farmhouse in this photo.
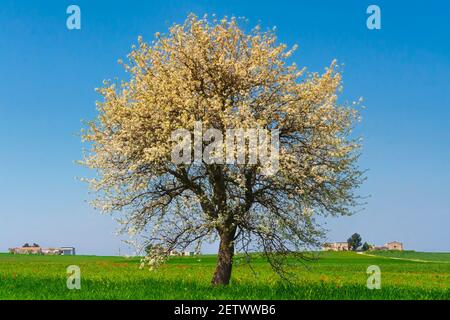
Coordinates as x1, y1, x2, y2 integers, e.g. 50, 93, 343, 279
323, 241, 404, 251
9, 246, 42, 255
372, 241, 404, 251
9, 244, 76, 255
322, 242, 350, 251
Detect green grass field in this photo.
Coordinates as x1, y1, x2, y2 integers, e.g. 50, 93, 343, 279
0, 251, 448, 300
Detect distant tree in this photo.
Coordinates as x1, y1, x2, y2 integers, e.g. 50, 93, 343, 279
362, 242, 370, 251
23, 243, 30, 247
33, 243, 40, 247
347, 233, 362, 251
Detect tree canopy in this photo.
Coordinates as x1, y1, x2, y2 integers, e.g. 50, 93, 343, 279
347, 233, 363, 251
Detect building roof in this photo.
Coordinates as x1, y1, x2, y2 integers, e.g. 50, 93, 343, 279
325, 242, 348, 245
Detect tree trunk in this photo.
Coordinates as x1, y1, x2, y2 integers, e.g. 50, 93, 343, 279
211, 229, 235, 286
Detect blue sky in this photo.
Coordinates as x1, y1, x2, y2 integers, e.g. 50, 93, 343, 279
0, 1, 449, 255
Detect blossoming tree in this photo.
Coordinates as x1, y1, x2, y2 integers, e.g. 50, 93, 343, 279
81, 14, 363, 286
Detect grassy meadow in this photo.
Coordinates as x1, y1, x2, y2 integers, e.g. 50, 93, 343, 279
0, 251, 448, 300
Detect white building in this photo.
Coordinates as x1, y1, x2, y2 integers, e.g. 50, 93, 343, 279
9, 246, 76, 255
60, 247, 76, 255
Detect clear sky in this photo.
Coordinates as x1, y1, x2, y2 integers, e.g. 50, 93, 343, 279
0, 1, 449, 255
